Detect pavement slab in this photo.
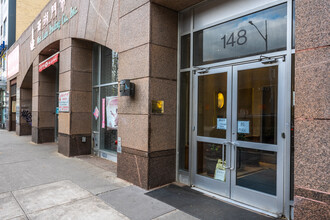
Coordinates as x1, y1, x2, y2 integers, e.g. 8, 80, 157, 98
153, 210, 199, 220
98, 185, 176, 220
12, 180, 92, 214
0, 192, 25, 220
28, 196, 129, 220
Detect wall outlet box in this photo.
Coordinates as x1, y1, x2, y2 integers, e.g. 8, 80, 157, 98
82, 136, 86, 143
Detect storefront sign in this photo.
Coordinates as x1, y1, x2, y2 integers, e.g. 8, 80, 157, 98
39, 52, 59, 72
102, 98, 106, 128
30, 0, 78, 51
93, 107, 99, 120
59, 91, 70, 112
106, 97, 118, 130
7, 46, 19, 78
238, 121, 250, 134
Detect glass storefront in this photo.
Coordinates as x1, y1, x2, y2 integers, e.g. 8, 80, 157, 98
92, 44, 119, 162
178, 0, 295, 217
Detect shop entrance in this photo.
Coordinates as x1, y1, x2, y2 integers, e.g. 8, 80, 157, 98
192, 60, 285, 214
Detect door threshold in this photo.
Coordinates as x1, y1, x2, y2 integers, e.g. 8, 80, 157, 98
191, 186, 281, 219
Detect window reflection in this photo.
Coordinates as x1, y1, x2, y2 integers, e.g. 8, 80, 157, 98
237, 66, 278, 144
198, 73, 227, 139
194, 3, 287, 65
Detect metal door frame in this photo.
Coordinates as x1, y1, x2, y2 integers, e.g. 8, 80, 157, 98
191, 66, 232, 197
230, 60, 286, 215
191, 59, 286, 215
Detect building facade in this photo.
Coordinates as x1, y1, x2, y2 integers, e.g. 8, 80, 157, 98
5, 0, 329, 219
0, 0, 49, 129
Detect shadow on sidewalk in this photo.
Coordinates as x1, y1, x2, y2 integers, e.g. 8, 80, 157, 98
146, 184, 278, 220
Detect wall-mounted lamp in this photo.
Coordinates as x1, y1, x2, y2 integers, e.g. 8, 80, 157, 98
120, 80, 135, 97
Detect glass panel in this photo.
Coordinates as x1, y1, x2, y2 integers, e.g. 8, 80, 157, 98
101, 47, 118, 84
197, 142, 226, 181
237, 66, 278, 144
100, 85, 118, 152
179, 72, 190, 171
292, 0, 295, 49
198, 73, 227, 139
179, 10, 191, 35
92, 44, 99, 86
236, 148, 277, 195
181, 35, 190, 69
290, 54, 295, 200
194, 3, 287, 66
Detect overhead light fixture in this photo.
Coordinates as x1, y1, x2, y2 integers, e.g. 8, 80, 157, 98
218, 92, 224, 109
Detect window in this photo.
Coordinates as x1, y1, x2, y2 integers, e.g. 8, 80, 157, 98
3, 18, 7, 37
92, 44, 119, 156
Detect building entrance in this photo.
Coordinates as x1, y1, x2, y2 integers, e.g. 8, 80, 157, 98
192, 60, 286, 215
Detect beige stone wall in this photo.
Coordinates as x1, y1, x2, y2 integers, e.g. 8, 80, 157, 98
16, 0, 49, 40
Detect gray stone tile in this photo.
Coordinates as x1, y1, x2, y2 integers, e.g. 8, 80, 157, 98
0, 192, 25, 220
98, 186, 175, 220
153, 210, 199, 220
13, 180, 92, 214
28, 196, 129, 220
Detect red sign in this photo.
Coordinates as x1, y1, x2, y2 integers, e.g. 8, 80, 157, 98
39, 52, 59, 72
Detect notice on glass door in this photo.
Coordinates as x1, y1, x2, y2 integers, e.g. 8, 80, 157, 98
217, 118, 227, 130
214, 159, 226, 182
238, 121, 249, 134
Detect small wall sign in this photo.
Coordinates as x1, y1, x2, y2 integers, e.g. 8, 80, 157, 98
58, 91, 70, 112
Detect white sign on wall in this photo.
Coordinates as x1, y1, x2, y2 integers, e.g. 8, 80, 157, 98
7, 45, 19, 78
59, 91, 70, 112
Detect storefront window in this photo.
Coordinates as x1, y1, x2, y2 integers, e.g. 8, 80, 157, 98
180, 35, 190, 69
194, 3, 287, 66
179, 71, 190, 171
92, 44, 119, 158
292, 0, 295, 49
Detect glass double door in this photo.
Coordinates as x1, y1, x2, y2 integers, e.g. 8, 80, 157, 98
192, 61, 285, 214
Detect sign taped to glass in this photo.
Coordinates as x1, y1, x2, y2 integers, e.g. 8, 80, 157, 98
39, 52, 59, 72
106, 97, 118, 130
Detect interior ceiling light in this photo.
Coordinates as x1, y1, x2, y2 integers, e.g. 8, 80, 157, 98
218, 92, 224, 109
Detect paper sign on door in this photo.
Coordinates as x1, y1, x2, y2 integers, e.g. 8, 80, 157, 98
217, 118, 227, 130
214, 159, 226, 182
238, 121, 250, 134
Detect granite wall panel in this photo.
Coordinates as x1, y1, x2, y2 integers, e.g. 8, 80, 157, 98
295, 0, 330, 50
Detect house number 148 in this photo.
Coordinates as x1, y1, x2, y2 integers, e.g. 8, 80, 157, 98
221, 29, 247, 48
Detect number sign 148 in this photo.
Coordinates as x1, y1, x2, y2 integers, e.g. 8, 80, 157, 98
221, 29, 247, 49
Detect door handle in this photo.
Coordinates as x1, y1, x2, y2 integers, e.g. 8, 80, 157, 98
222, 143, 231, 169
223, 141, 237, 170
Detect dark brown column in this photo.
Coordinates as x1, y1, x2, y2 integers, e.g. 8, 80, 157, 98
294, 0, 330, 219
117, 1, 178, 189
31, 56, 56, 143
57, 38, 92, 157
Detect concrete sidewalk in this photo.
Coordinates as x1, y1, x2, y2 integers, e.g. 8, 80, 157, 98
0, 130, 274, 220
0, 130, 196, 220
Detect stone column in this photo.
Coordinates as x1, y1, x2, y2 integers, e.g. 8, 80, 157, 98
16, 67, 33, 136
117, 1, 178, 189
294, 0, 330, 219
57, 38, 92, 157
31, 56, 56, 143
16, 88, 32, 136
